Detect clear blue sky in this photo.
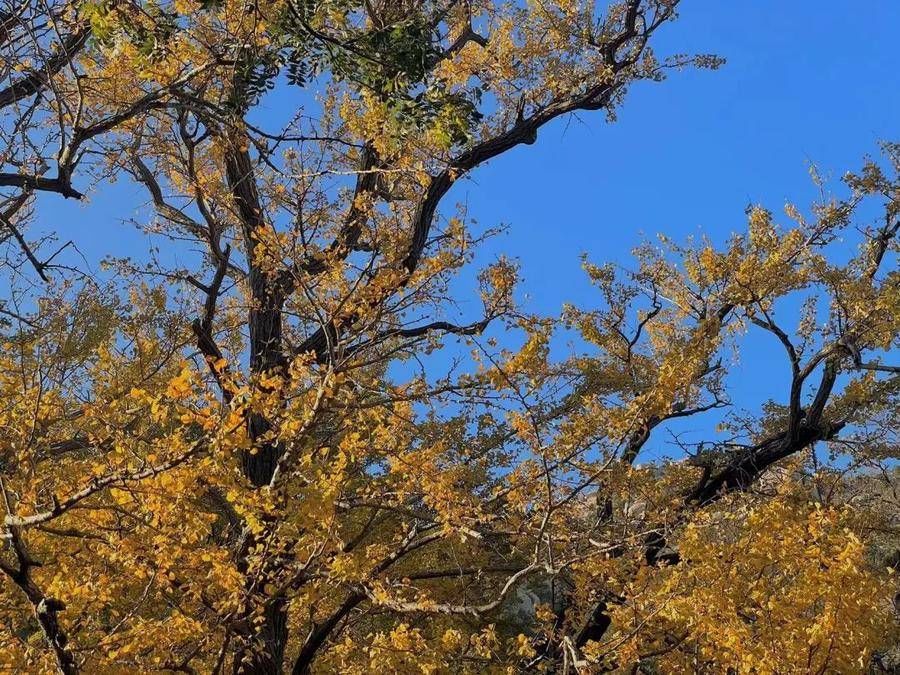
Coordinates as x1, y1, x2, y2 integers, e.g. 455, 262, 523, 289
32, 1, 898, 458
463, 1, 898, 307
448, 1, 899, 432
54, 1, 900, 292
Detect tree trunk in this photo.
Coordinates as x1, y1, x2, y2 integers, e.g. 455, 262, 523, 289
223, 130, 291, 673
242, 268, 287, 487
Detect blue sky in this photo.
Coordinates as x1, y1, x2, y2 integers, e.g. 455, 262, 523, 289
427, 1, 897, 460
44, 1, 899, 295
443, 1, 898, 429
23, 1, 898, 459
462, 1, 898, 308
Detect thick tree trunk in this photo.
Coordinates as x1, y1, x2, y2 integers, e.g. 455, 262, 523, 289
242, 268, 287, 487
223, 129, 291, 673
233, 599, 288, 675
232, 274, 290, 674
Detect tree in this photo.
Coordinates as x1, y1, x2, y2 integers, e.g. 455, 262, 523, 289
0, 0, 896, 672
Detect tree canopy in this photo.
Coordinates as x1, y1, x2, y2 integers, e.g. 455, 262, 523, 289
0, 1, 897, 673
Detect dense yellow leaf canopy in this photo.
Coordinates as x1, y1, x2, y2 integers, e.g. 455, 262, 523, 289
0, 1, 896, 673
